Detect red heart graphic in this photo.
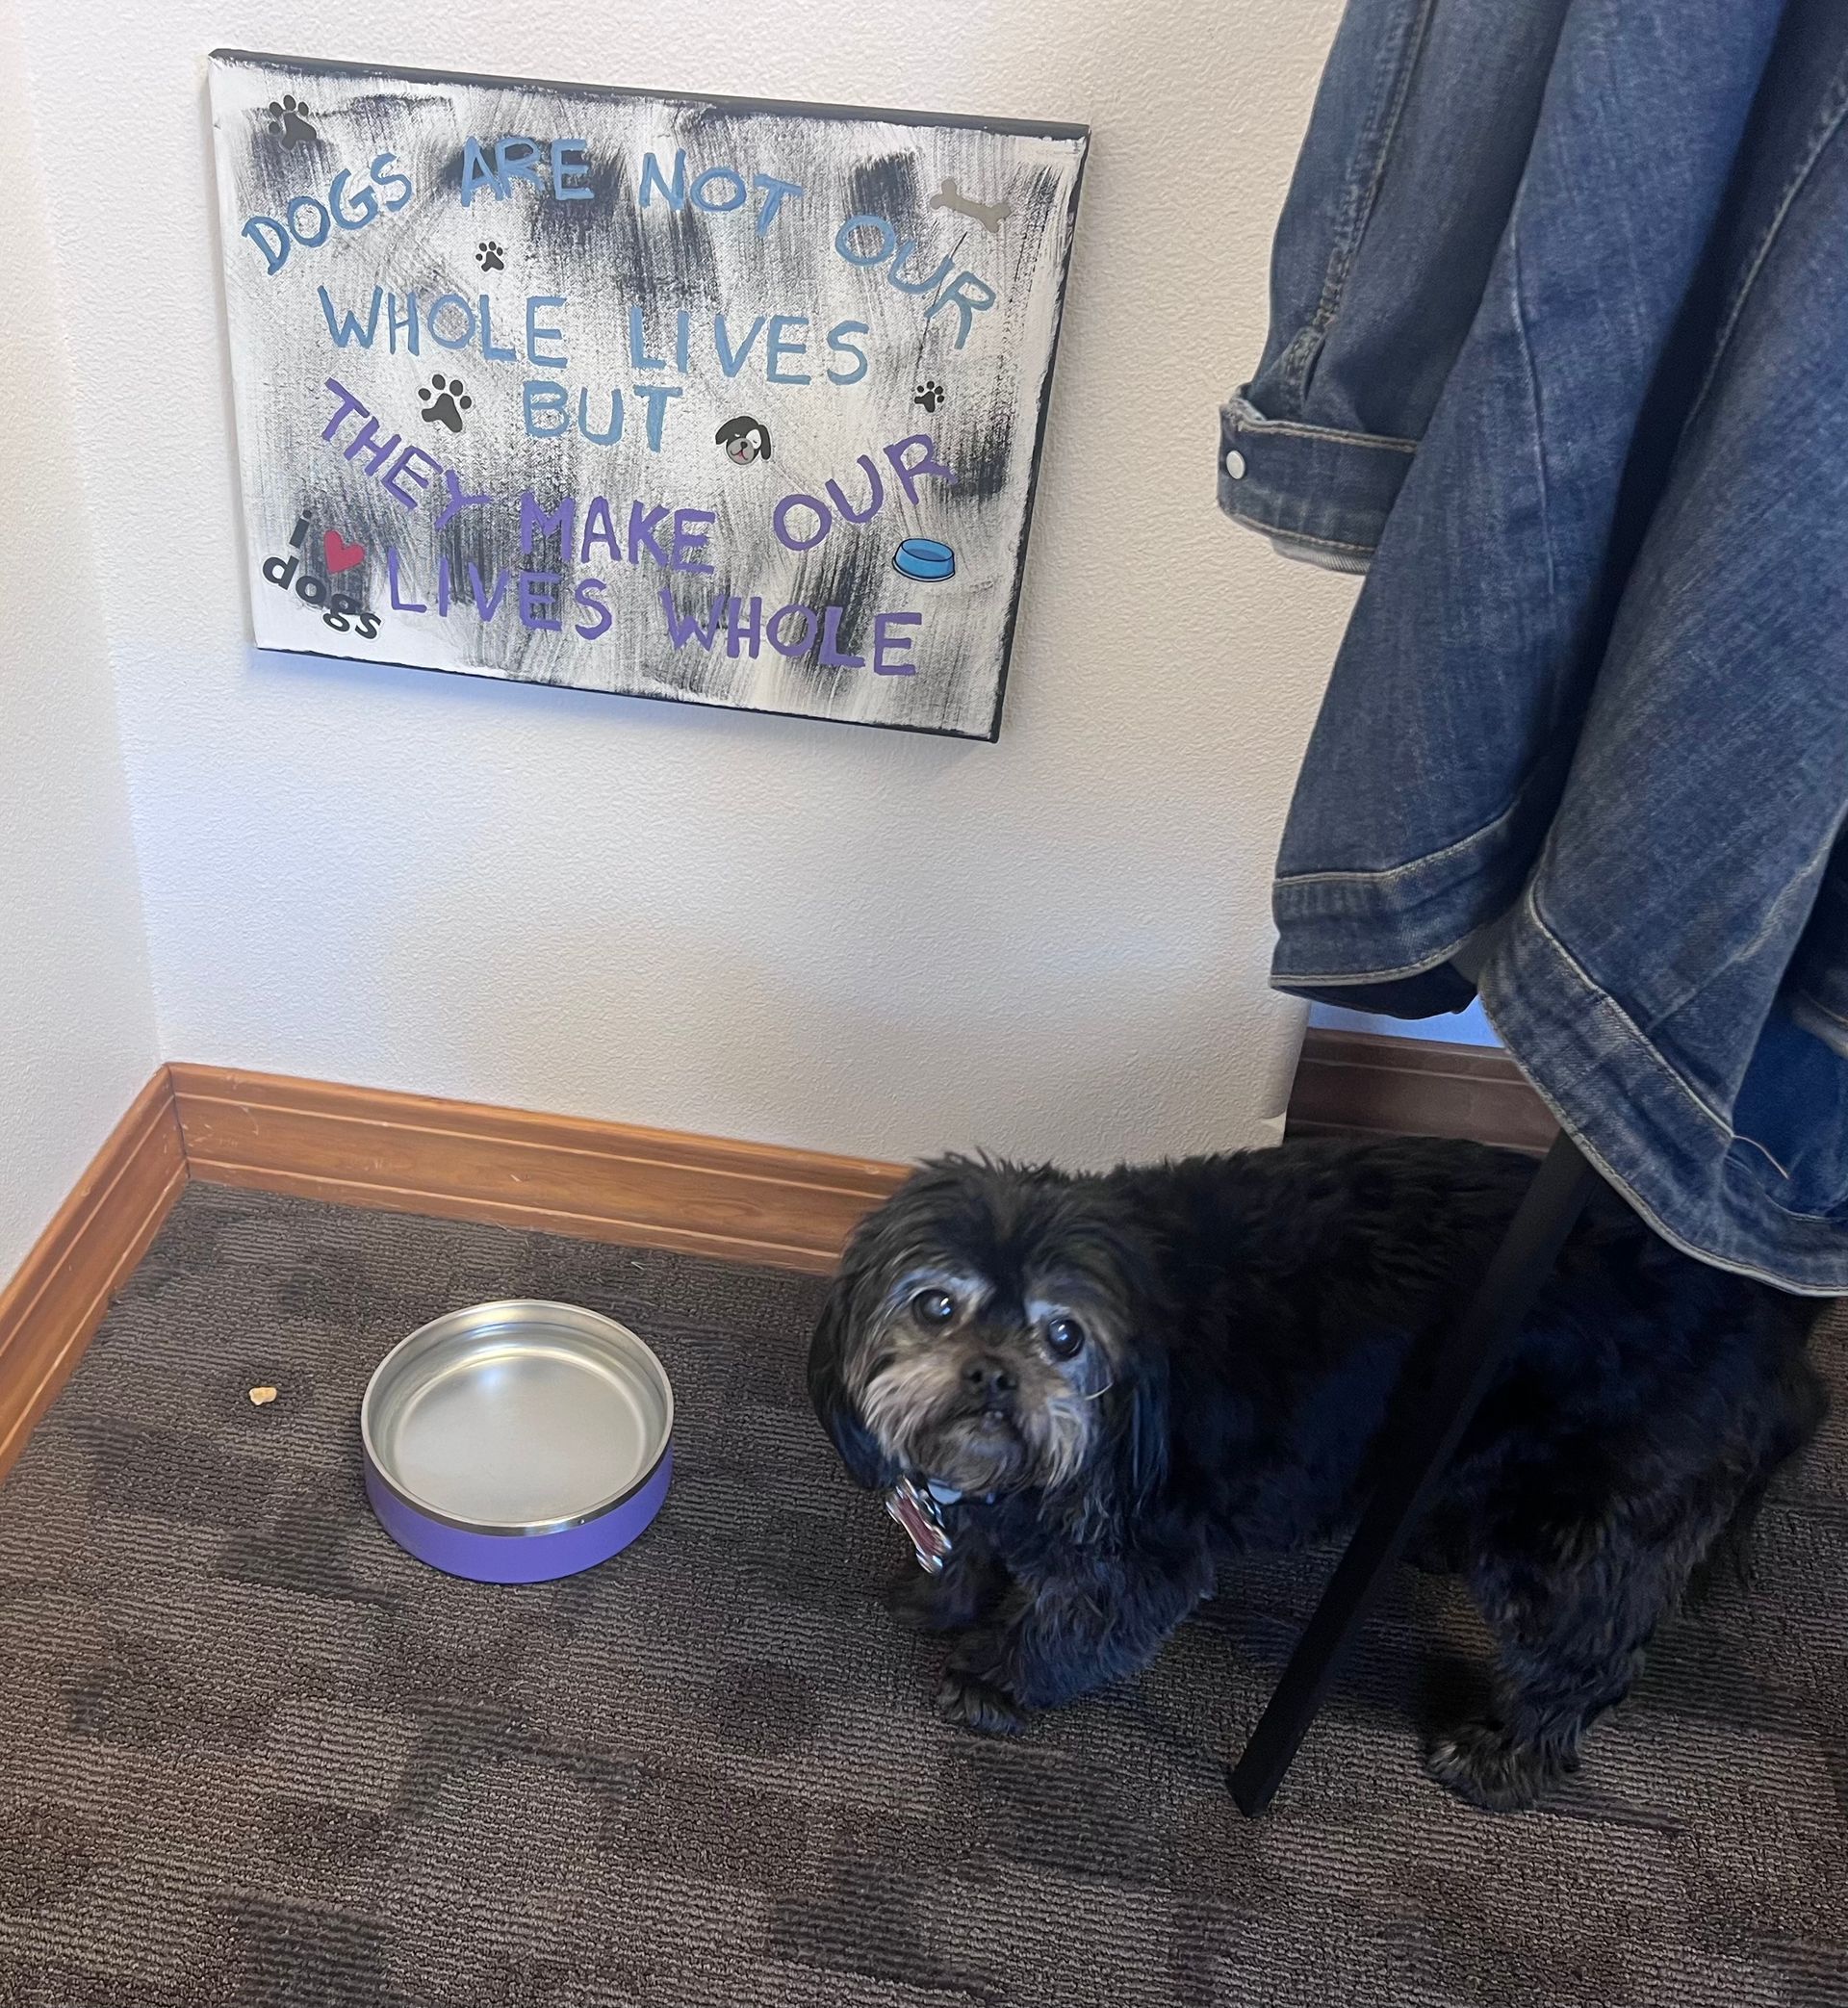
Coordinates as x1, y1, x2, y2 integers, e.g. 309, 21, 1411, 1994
322, 529, 366, 574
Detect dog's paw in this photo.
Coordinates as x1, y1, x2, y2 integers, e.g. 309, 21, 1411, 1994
1426, 1720, 1572, 1812
935, 1671, 1027, 1735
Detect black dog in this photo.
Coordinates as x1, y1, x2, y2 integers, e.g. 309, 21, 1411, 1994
808, 1138, 1825, 1809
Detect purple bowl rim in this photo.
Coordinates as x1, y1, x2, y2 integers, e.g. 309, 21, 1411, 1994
360, 1298, 674, 1536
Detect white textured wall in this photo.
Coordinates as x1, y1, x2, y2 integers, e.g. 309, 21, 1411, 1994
0, 3, 160, 1274
11, 0, 1354, 1168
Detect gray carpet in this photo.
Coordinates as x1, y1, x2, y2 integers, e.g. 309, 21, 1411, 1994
1, 1181, 1845, 2008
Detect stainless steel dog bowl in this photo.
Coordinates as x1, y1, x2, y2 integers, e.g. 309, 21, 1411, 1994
361, 1300, 674, 1583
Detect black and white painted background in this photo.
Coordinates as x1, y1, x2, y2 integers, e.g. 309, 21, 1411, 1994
209, 52, 1087, 738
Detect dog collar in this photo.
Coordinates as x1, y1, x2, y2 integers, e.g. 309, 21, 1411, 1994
886, 1476, 953, 1574
885, 1476, 992, 1574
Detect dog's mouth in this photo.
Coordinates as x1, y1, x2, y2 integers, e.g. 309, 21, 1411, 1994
917, 1410, 1029, 1494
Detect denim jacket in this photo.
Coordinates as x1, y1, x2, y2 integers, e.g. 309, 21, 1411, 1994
1224, 0, 1848, 1293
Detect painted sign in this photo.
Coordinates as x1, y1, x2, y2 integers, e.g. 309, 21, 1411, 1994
208, 51, 1088, 739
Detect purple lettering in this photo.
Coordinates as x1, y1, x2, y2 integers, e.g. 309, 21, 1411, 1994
726, 595, 763, 658
343, 416, 403, 476
772, 493, 831, 552
873, 610, 921, 675
818, 605, 864, 669
657, 587, 723, 649
671, 509, 715, 574
386, 549, 426, 612
767, 605, 817, 657
469, 565, 509, 622
518, 571, 561, 631
321, 376, 370, 441
627, 502, 671, 567
382, 445, 441, 510
579, 497, 622, 562
884, 434, 958, 507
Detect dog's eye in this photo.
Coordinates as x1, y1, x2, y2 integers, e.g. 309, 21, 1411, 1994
1044, 1316, 1086, 1359
911, 1289, 957, 1327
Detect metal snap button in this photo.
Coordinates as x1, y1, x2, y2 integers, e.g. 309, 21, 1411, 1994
1224, 449, 1247, 479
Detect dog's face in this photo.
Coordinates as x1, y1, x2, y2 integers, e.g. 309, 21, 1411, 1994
808, 1158, 1168, 1506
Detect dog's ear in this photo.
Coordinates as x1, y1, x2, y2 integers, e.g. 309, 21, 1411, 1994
807, 1264, 895, 1490
1120, 1344, 1170, 1512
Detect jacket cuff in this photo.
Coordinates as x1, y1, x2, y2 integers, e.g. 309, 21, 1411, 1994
1216, 394, 1417, 572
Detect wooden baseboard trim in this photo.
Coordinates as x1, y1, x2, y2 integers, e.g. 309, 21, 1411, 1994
0, 1069, 188, 1483
1286, 1028, 1557, 1155
2, 1036, 1552, 1484
169, 1065, 908, 1275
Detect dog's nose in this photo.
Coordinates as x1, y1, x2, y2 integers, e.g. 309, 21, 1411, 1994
963, 1356, 1015, 1402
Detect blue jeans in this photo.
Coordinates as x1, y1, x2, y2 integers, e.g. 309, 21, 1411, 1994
1224, 0, 1848, 1292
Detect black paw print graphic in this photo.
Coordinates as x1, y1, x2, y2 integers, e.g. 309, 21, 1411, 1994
475, 241, 505, 272
913, 379, 946, 414
418, 374, 472, 433
266, 95, 318, 146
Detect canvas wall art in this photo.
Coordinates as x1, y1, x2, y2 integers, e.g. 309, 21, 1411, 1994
208, 51, 1088, 738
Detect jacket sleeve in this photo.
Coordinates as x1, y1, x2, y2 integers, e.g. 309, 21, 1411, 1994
1219, 0, 1571, 570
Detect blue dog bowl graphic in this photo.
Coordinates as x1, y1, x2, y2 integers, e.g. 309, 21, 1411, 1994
892, 537, 957, 582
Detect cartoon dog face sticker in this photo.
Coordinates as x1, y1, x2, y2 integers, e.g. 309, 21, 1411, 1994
716, 416, 771, 466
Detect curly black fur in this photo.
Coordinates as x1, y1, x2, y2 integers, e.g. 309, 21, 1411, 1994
808, 1138, 1826, 1809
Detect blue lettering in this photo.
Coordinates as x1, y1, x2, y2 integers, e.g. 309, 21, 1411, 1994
319, 286, 382, 348
427, 294, 475, 349
633, 383, 681, 451
386, 291, 420, 355
526, 296, 568, 370
458, 138, 506, 206
372, 152, 413, 211
628, 306, 665, 372
552, 139, 591, 198
524, 380, 570, 436
242, 217, 290, 274
328, 169, 378, 230
494, 137, 547, 190
713, 314, 765, 377
479, 296, 515, 362
836, 214, 896, 267
639, 149, 687, 210
286, 195, 331, 247
691, 166, 747, 213
578, 388, 624, 445
887, 244, 954, 296
825, 322, 869, 385
765, 315, 811, 385
924, 271, 998, 349
752, 173, 802, 234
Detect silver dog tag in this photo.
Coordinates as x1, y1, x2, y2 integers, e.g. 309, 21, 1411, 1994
886, 1476, 953, 1574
